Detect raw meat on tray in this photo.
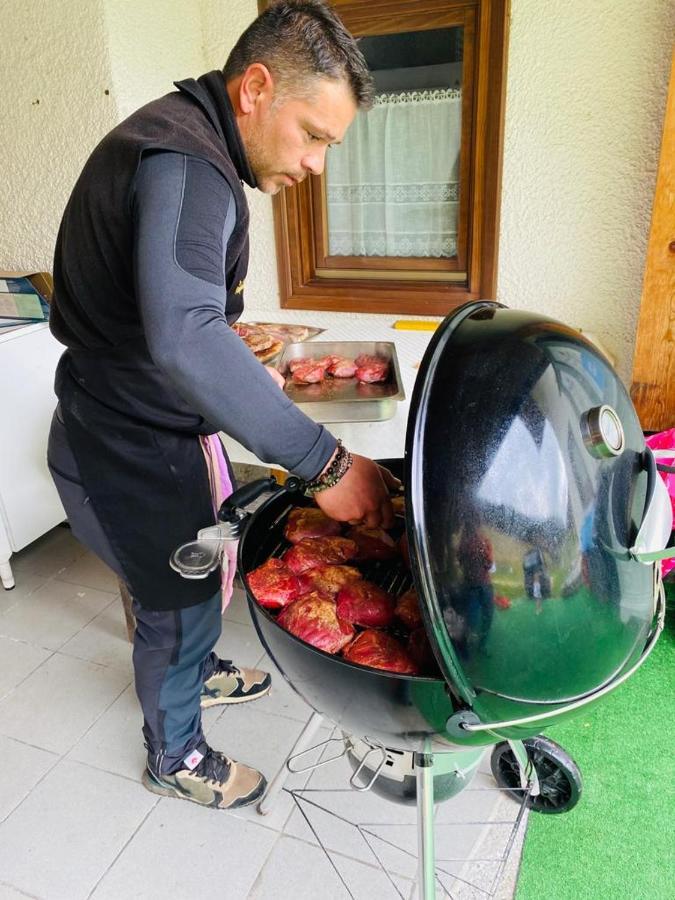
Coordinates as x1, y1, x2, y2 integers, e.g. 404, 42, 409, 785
326, 357, 358, 378
291, 362, 326, 384
277, 592, 355, 654
354, 354, 389, 384
336, 580, 395, 627
284, 508, 342, 543
343, 630, 418, 674
282, 536, 358, 574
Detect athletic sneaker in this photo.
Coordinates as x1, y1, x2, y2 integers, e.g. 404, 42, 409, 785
200, 659, 271, 708
143, 745, 267, 809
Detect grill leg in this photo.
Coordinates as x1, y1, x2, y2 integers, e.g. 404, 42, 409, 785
257, 711, 324, 815
414, 751, 436, 900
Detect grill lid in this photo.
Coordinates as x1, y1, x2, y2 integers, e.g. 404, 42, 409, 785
404, 301, 659, 727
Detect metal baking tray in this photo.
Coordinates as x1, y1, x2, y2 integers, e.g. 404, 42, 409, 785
278, 341, 405, 423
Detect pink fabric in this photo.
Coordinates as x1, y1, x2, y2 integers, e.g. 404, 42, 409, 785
646, 429, 675, 577
200, 434, 234, 515
199, 434, 236, 609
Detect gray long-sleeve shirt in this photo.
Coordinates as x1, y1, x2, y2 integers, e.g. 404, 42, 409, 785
133, 151, 336, 481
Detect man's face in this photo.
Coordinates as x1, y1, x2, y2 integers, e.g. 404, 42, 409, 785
243, 77, 358, 195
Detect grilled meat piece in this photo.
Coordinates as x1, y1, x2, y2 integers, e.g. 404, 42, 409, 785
284, 507, 342, 543
277, 592, 355, 654
394, 588, 423, 630
247, 558, 304, 609
343, 629, 418, 675
282, 536, 358, 574
346, 525, 398, 561
301, 564, 362, 599
336, 580, 395, 627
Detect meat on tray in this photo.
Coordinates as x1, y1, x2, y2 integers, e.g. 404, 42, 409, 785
326, 357, 357, 378
346, 525, 398, 561
354, 354, 389, 384
284, 507, 342, 543
291, 362, 326, 384
336, 580, 395, 627
282, 536, 358, 574
287, 353, 389, 384
247, 558, 305, 609
343, 629, 419, 674
394, 588, 423, 630
277, 592, 355, 654
301, 563, 362, 599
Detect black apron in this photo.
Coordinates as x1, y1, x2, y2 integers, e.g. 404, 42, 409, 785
55, 343, 221, 611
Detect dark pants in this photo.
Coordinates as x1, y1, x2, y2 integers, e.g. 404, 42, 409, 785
47, 409, 221, 771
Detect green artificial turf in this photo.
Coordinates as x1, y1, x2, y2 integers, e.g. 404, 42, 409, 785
515, 580, 675, 900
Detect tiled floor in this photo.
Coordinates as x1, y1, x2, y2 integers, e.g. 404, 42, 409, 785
0, 527, 527, 900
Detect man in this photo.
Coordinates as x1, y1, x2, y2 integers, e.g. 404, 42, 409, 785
47, 0, 395, 812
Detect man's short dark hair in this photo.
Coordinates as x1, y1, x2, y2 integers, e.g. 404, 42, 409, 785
224, 0, 374, 109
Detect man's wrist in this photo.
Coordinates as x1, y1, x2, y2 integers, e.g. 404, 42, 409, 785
305, 440, 353, 494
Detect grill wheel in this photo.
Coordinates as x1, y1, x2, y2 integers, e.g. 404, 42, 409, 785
490, 736, 583, 814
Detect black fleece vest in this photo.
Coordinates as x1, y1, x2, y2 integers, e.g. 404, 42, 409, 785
49, 73, 255, 611
52, 72, 251, 351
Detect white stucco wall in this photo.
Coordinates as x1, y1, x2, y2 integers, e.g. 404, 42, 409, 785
498, 0, 674, 381
102, 0, 206, 120
0, 0, 672, 381
0, 0, 118, 271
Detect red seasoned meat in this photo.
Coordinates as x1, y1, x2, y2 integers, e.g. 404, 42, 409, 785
288, 357, 310, 373
354, 354, 389, 384
326, 357, 357, 378
285, 507, 342, 543
395, 588, 423, 630
292, 363, 326, 384
406, 628, 440, 676
336, 580, 395, 627
399, 531, 411, 568
302, 564, 362, 599
391, 494, 405, 516
247, 558, 303, 609
343, 630, 419, 674
277, 592, 355, 654
346, 525, 398, 561
282, 536, 358, 574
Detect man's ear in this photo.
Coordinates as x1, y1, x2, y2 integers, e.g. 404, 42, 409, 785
239, 63, 275, 114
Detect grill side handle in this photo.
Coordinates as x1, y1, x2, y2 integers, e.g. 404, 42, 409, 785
218, 476, 305, 525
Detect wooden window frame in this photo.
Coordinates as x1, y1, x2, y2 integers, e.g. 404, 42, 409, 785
260, 0, 510, 316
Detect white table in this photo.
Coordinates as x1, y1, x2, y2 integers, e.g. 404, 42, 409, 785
0, 322, 65, 589
221, 318, 437, 467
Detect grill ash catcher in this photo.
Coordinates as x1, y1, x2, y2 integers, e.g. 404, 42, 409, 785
172, 302, 671, 900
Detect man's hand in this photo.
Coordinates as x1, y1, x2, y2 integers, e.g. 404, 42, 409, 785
265, 366, 285, 389
314, 454, 396, 529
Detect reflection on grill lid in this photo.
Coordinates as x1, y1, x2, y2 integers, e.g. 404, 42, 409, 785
404, 302, 656, 726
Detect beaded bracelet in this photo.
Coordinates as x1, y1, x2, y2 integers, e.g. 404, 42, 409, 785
305, 440, 353, 494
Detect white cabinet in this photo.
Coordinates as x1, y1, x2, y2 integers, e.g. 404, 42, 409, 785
0, 323, 65, 589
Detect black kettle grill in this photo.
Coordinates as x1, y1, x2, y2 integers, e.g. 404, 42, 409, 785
174, 301, 669, 898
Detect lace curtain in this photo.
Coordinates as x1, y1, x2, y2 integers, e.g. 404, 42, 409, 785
326, 89, 462, 258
